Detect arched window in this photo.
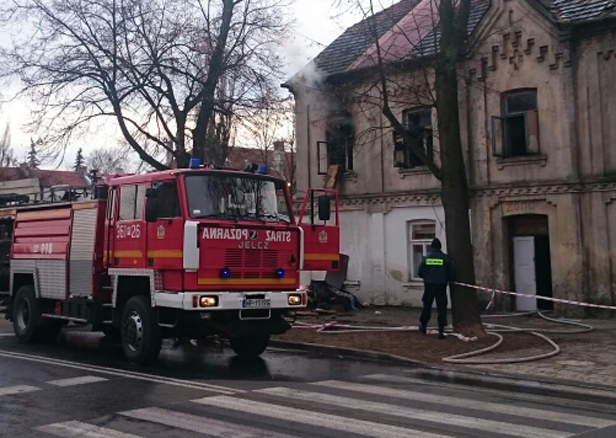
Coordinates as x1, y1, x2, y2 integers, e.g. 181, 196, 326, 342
408, 220, 436, 280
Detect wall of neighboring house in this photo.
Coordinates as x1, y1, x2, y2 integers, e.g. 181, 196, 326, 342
0, 178, 40, 197
573, 25, 616, 307
466, 0, 616, 311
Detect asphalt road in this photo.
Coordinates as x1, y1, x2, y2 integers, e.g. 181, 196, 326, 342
1, 322, 616, 438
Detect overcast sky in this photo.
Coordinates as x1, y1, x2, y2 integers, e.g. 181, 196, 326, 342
0, 0, 370, 168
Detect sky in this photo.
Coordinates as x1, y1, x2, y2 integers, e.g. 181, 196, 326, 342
0, 0, 370, 169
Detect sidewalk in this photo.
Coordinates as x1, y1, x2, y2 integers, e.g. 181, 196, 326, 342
274, 306, 616, 390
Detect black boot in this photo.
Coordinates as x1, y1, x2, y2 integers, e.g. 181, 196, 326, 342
419, 323, 427, 335
438, 329, 445, 340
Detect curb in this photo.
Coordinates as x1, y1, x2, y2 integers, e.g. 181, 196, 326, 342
270, 339, 616, 402
270, 339, 425, 365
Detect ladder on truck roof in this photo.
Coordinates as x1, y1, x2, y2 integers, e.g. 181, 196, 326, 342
0, 185, 94, 209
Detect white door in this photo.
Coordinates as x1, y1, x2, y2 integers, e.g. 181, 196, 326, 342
513, 236, 537, 311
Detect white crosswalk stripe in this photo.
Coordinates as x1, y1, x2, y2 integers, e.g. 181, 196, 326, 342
362, 373, 616, 412
121, 406, 301, 438
312, 380, 616, 428
37, 420, 144, 438
0, 385, 39, 396
193, 395, 452, 438
47, 376, 108, 387
257, 386, 568, 438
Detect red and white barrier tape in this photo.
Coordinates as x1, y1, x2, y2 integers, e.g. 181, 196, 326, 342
454, 282, 616, 311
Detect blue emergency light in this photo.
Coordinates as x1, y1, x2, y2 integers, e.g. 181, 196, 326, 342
190, 158, 201, 168
275, 268, 285, 279
257, 163, 268, 174
220, 267, 231, 279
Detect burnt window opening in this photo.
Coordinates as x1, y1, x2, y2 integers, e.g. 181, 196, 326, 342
318, 112, 354, 175
394, 109, 434, 169
491, 89, 540, 158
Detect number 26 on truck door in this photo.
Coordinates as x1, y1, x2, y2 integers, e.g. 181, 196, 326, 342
117, 224, 141, 239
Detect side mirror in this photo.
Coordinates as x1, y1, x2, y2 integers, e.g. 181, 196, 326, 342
145, 189, 157, 223
317, 195, 331, 222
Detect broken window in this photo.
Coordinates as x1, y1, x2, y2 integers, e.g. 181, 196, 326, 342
408, 221, 436, 281
323, 112, 354, 173
492, 89, 540, 158
394, 109, 434, 169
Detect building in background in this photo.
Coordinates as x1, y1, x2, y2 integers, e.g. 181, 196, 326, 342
226, 142, 296, 192
0, 165, 91, 204
286, 0, 616, 312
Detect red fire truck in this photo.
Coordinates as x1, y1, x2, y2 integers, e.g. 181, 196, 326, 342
0, 161, 339, 364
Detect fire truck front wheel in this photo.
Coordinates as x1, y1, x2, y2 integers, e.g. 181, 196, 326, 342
229, 335, 270, 358
120, 296, 162, 365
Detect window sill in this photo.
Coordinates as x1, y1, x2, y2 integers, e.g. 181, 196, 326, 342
496, 154, 547, 169
319, 170, 358, 187
398, 167, 432, 178
402, 281, 423, 288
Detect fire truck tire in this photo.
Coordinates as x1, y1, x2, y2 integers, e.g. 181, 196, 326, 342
12, 285, 45, 342
229, 335, 270, 358
121, 296, 162, 365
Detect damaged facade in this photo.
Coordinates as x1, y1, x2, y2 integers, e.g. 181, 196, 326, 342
286, 0, 616, 311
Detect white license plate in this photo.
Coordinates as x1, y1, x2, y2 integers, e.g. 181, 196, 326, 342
242, 298, 270, 308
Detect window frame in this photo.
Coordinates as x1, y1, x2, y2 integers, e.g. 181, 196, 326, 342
118, 185, 146, 221
151, 180, 181, 219
407, 220, 437, 281
395, 108, 434, 169
493, 88, 540, 158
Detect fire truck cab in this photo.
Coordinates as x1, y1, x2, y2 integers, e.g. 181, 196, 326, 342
0, 163, 339, 364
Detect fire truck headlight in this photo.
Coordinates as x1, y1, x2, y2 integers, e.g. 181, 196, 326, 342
275, 268, 285, 278
220, 267, 231, 278
199, 296, 218, 307
288, 294, 302, 306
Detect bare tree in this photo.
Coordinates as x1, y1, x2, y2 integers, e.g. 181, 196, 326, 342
238, 93, 296, 188
87, 147, 129, 174
334, 0, 483, 335
240, 93, 293, 157
0, 0, 291, 169
0, 124, 16, 167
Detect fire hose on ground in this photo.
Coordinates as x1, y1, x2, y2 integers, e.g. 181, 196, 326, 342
293, 283, 609, 365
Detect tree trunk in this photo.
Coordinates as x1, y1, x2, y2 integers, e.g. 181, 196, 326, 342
436, 0, 484, 336
192, 0, 236, 163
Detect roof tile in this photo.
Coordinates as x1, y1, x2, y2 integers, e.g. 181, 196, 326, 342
304, 0, 615, 80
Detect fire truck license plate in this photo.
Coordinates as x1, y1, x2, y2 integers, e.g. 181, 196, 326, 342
242, 298, 271, 308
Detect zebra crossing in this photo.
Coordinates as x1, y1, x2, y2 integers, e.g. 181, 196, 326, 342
29, 372, 616, 438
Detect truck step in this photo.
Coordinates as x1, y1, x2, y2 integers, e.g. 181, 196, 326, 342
40, 313, 88, 324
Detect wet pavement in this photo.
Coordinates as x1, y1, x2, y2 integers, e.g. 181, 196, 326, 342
2, 318, 616, 437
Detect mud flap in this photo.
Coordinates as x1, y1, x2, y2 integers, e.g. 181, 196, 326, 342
297, 189, 340, 272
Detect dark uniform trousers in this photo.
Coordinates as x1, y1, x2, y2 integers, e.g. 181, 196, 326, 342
419, 284, 448, 329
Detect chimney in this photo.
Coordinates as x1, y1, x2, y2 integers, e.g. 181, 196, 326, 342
273, 141, 285, 175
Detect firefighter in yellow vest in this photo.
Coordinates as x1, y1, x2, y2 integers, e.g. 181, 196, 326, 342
418, 238, 456, 339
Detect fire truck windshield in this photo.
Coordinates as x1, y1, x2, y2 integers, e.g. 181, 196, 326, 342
185, 174, 291, 223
